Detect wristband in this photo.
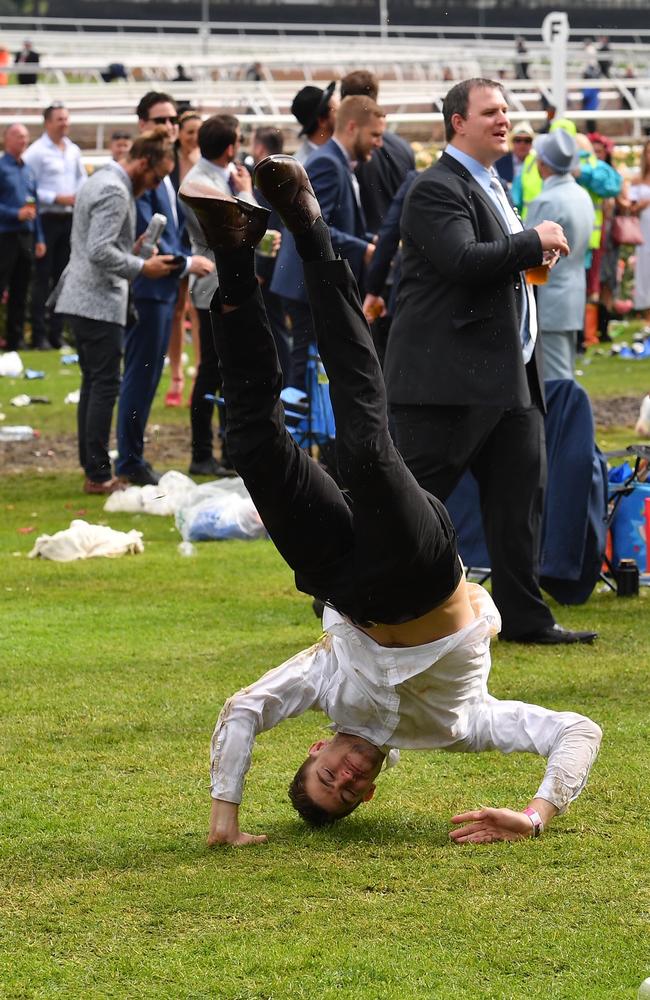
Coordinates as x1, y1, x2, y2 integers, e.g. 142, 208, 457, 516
523, 806, 544, 838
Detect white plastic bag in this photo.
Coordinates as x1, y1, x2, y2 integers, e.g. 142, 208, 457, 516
28, 519, 144, 561
0, 351, 24, 378
175, 477, 266, 542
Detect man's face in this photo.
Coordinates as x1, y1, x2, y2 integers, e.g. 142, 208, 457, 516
110, 137, 132, 161
131, 154, 173, 198
352, 115, 386, 162
512, 133, 533, 162
592, 140, 606, 161
140, 101, 179, 141
4, 124, 29, 159
301, 736, 384, 817
45, 109, 70, 142
452, 86, 510, 166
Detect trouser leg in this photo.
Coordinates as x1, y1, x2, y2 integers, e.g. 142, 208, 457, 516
0, 233, 20, 346
6, 235, 32, 349
211, 286, 354, 584
116, 299, 173, 474
283, 297, 314, 391
261, 285, 290, 383
301, 259, 460, 619
72, 316, 123, 482
190, 307, 221, 463
48, 217, 72, 346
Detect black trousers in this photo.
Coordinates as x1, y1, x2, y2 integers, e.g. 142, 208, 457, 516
211, 259, 460, 626
72, 316, 123, 483
190, 308, 223, 464
0, 231, 33, 349
390, 400, 556, 639
31, 214, 72, 347
282, 296, 314, 392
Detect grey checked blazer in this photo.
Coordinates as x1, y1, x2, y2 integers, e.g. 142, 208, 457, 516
55, 163, 143, 326
182, 156, 258, 310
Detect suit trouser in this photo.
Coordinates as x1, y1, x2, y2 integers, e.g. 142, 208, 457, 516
31, 214, 72, 347
116, 298, 174, 476
212, 259, 460, 626
190, 307, 222, 463
282, 296, 314, 392
0, 230, 33, 349
390, 400, 555, 639
71, 316, 123, 482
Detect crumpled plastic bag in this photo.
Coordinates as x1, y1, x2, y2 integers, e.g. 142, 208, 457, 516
0, 351, 24, 378
104, 470, 196, 516
28, 519, 144, 561
175, 477, 266, 542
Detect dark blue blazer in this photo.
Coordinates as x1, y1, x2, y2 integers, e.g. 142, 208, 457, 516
132, 178, 187, 304
494, 152, 516, 185
366, 168, 417, 301
271, 139, 371, 304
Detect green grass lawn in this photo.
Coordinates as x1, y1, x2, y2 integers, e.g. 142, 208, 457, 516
1, 347, 650, 998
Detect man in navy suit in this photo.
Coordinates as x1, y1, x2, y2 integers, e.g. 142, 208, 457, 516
270, 95, 385, 390
116, 92, 214, 485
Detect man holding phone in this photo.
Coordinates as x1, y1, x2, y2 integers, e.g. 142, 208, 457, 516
116, 92, 214, 487
54, 127, 178, 494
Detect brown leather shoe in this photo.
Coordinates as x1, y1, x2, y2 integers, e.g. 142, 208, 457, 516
253, 155, 321, 235
178, 181, 270, 252
83, 477, 127, 495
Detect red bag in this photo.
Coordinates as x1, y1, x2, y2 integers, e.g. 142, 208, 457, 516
611, 215, 644, 246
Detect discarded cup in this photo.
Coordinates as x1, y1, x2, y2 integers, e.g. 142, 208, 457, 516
24, 369, 45, 379
10, 394, 31, 407
64, 390, 81, 405
0, 425, 38, 442
61, 353, 79, 365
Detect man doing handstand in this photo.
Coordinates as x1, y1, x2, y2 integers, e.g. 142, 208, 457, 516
179, 155, 602, 848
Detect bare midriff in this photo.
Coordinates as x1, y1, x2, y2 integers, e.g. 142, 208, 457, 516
357, 575, 475, 648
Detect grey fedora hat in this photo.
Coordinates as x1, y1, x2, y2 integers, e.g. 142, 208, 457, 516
534, 129, 579, 174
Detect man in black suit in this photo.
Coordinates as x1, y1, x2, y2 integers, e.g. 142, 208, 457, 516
340, 70, 415, 233
384, 78, 596, 645
14, 40, 39, 85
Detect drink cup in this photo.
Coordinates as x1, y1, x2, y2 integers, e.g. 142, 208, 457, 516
525, 265, 549, 285
257, 230, 279, 258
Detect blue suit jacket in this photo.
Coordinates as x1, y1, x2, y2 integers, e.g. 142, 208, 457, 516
132, 178, 186, 304
271, 139, 370, 304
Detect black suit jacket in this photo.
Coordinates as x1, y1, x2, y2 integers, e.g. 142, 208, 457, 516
384, 151, 545, 409
14, 49, 39, 85
355, 131, 415, 233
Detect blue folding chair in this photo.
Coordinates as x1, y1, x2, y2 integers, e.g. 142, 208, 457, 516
281, 347, 336, 454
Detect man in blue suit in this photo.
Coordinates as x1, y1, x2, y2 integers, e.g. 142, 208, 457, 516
116, 92, 214, 486
270, 95, 385, 390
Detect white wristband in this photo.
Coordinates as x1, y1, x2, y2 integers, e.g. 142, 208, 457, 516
523, 806, 544, 837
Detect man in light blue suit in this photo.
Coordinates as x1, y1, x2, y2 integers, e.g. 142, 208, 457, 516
526, 130, 595, 381
116, 92, 214, 486
271, 95, 385, 390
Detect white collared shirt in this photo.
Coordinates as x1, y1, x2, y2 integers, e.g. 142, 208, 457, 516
210, 585, 601, 812
23, 133, 86, 213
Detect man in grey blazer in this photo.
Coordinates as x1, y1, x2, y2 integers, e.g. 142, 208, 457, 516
526, 130, 595, 380
181, 114, 260, 477
55, 128, 176, 494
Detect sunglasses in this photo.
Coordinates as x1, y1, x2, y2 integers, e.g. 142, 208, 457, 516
513, 136, 533, 144
149, 115, 179, 126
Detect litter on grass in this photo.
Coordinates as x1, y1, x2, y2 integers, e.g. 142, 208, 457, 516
28, 519, 144, 561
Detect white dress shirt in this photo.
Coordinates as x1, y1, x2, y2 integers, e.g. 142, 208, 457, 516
211, 585, 602, 812
23, 134, 86, 214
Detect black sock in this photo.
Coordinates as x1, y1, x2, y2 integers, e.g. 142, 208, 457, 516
293, 217, 336, 263
213, 246, 257, 307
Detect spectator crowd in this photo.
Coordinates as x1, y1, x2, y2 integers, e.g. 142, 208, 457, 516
1, 70, 649, 501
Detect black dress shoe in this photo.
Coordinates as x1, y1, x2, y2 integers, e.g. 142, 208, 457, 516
253, 155, 321, 235
503, 624, 598, 645
119, 465, 160, 487
178, 181, 269, 253
188, 456, 237, 478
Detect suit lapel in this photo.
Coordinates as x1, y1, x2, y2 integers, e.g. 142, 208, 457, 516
326, 139, 368, 235
438, 150, 508, 237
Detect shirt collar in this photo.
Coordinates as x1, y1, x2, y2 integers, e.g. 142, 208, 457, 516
331, 136, 355, 171
107, 158, 133, 192
200, 156, 232, 185
445, 143, 495, 195
43, 133, 70, 152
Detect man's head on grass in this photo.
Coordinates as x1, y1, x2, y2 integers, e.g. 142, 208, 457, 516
288, 734, 385, 827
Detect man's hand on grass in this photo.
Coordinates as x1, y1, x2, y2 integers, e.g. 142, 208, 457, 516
208, 798, 268, 848
449, 807, 535, 844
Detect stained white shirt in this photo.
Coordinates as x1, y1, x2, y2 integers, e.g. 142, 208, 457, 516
211, 585, 601, 812
23, 133, 86, 213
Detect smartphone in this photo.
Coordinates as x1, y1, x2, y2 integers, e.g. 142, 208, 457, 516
169, 254, 187, 272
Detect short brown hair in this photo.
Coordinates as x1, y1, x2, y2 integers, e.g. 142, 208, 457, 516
340, 70, 379, 102
199, 114, 240, 161
442, 77, 505, 142
336, 95, 385, 132
128, 126, 174, 167
288, 758, 362, 828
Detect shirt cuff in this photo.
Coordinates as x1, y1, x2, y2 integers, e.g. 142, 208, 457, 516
38, 189, 56, 206
180, 256, 192, 279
